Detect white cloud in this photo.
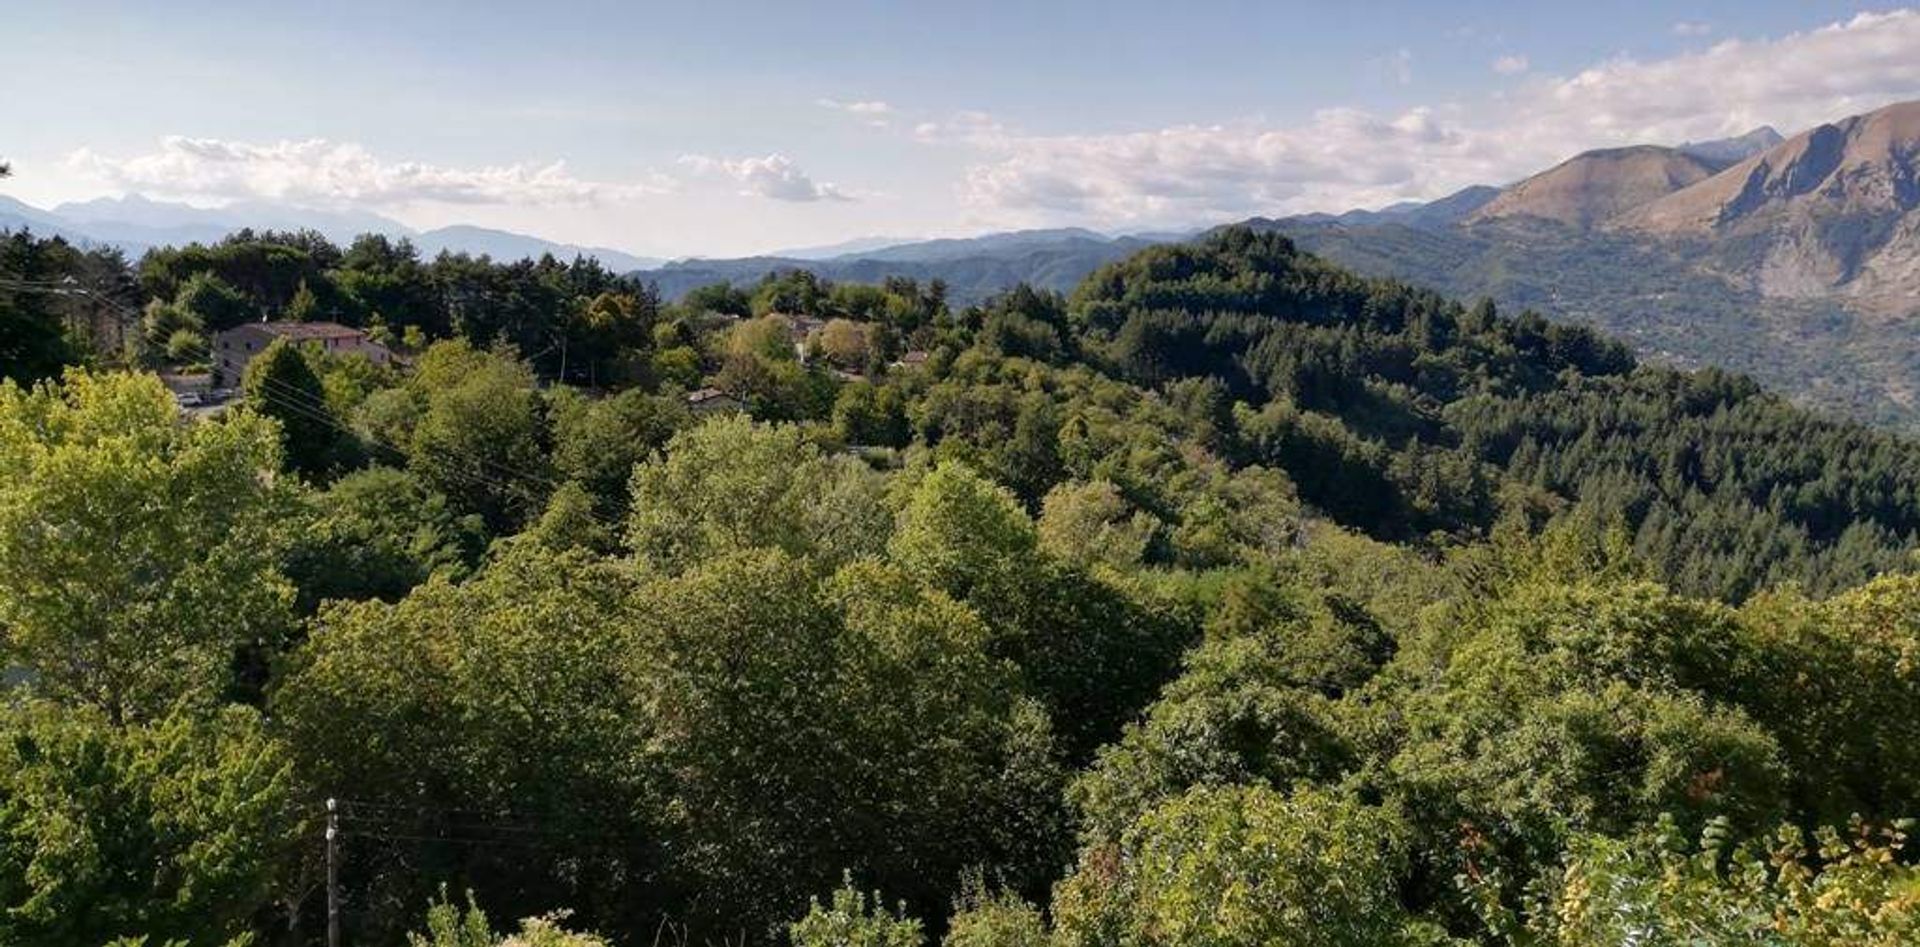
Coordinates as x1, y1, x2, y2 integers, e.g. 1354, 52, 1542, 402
65, 136, 672, 208
1492, 54, 1531, 75
913, 110, 1008, 145
956, 107, 1495, 224
817, 98, 895, 128
817, 98, 893, 116
1673, 20, 1714, 37
679, 153, 851, 202
948, 10, 1920, 226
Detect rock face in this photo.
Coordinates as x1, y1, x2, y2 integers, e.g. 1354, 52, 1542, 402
1467, 145, 1726, 229
1616, 100, 1920, 311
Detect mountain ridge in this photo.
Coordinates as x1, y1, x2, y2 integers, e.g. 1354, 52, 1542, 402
0, 194, 664, 270
1244, 99, 1920, 429
1465, 144, 1728, 229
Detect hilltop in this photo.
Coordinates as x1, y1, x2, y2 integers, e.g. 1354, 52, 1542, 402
1466, 145, 1727, 228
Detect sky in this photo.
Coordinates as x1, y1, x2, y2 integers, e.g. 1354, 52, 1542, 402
4, 1, 1920, 258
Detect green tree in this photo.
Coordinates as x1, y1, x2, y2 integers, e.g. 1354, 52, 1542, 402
407, 347, 551, 533
0, 702, 304, 946
243, 336, 342, 478
627, 416, 890, 572
681, 281, 751, 317
172, 270, 253, 333
631, 551, 1064, 932
790, 877, 923, 947
942, 877, 1049, 947
1507, 817, 1920, 946
1036, 479, 1157, 569
279, 465, 485, 612
817, 318, 872, 369
273, 545, 648, 941
726, 314, 800, 363
527, 479, 614, 552
0, 371, 290, 722
548, 386, 687, 518
0, 231, 80, 383
285, 277, 322, 321
889, 462, 1038, 600
408, 888, 612, 947
164, 326, 207, 363
832, 381, 910, 447
1053, 784, 1416, 947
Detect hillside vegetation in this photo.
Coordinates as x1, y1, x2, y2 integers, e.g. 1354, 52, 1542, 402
4, 226, 1920, 944
1264, 99, 1920, 431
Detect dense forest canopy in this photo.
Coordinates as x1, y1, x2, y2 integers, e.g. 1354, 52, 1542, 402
4, 224, 1920, 944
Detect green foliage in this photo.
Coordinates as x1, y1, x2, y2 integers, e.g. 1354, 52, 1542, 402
164, 326, 206, 363
273, 545, 647, 939
22, 219, 1920, 947
243, 336, 343, 478
406, 341, 552, 533
280, 465, 486, 611
0, 231, 85, 384
630, 550, 1065, 930
790, 875, 923, 947
942, 877, 1049, 947
833, 380, 912, 447
547, 386, 688, 518
171, 270, 254, 333
0, 702, 302, 946
409, 887, 612, 947
527, 480, 614, 552
1054, 784, 1416, 947
0, 371, 291, 721
1505, 816, 1920, 946
627, 416, 890, 571
1073, 227, 1919, 599
1036, 479, 1157, 569
680, 281, 751, 317
890, 462, 1037, 598
751, 269, 828, 317
285, 278, 322, 322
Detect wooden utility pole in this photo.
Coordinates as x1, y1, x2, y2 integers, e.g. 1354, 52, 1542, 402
326, 797, 340, 947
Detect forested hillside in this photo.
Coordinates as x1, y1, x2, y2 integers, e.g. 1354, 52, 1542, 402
4, 225, 1920, 944
1258, 99, 1920, 432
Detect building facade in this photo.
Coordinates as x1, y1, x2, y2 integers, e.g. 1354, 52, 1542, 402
212, 322, 391, 386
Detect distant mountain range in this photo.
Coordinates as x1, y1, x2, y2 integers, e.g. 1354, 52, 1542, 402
0, 192, 1170, 303
0, 194, 665, 271
638, 228, 1174, 303
1245, 102, 1920, 430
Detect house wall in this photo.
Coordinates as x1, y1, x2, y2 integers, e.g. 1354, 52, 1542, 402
211, 326, 391, 386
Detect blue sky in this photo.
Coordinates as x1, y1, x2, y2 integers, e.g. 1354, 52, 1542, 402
3, 1, 1916, 256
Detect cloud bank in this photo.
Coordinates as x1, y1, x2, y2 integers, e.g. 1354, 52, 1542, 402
680, 153, 851, 202
951, 10, 1920, 225
66, 136, 671, 208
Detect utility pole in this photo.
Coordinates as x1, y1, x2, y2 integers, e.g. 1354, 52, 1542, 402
327, 797, 340, 947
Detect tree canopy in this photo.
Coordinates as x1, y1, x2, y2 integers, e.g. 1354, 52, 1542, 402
6, 225, 1920, 944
